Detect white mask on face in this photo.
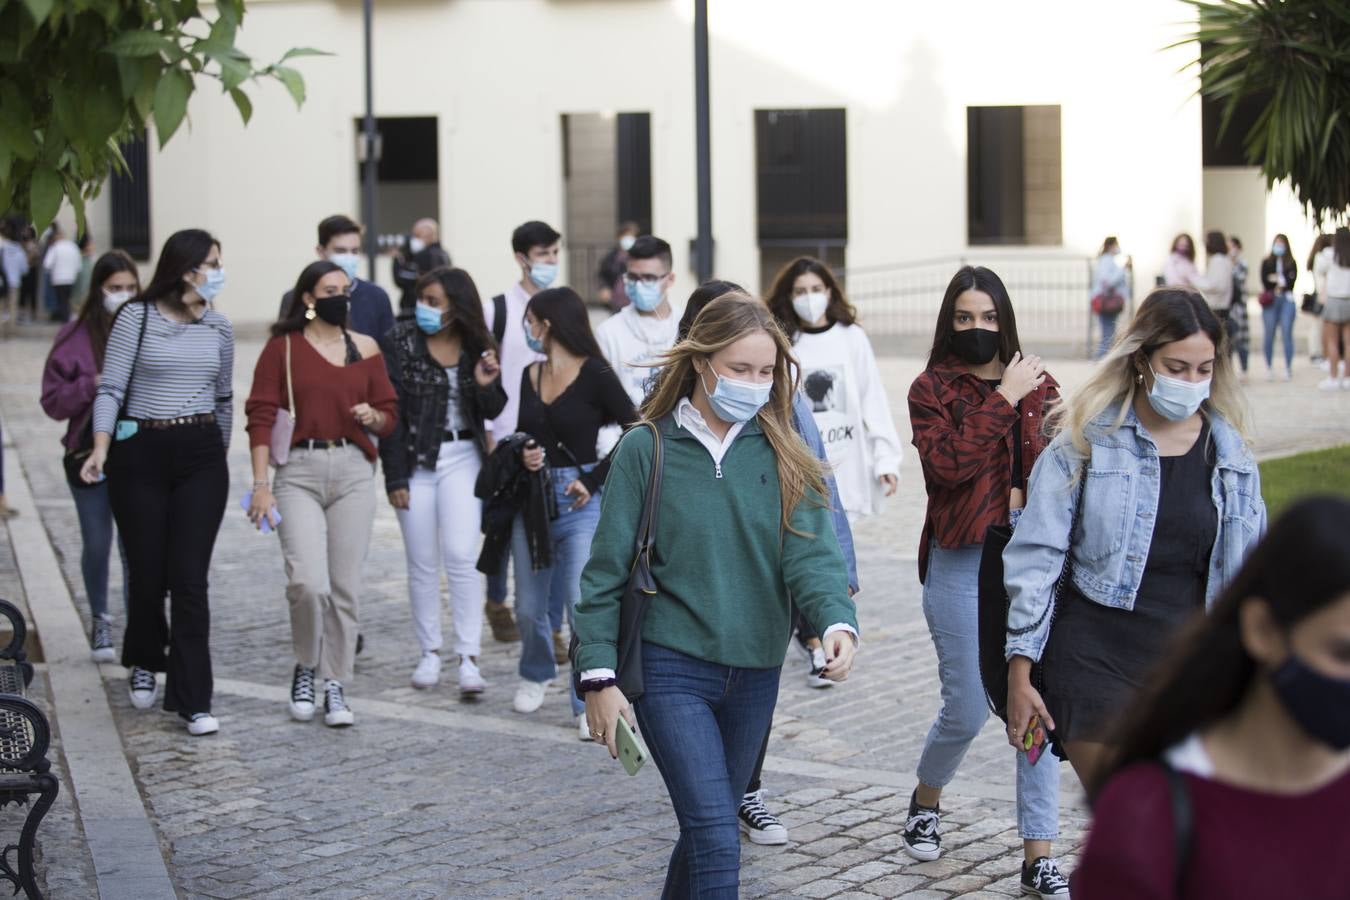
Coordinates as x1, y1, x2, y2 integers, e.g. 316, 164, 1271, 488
103, 289, 134, 313
619, 235, 636, 252
409, 236, 427, 255
792, 291, 829, 325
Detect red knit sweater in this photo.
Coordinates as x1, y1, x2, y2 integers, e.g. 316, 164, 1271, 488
245, 334, 398, 461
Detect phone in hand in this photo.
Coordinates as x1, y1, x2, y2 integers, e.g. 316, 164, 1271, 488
1022, 714, 1048, 766
240, 492, 282, 534
615, 716, 647, 776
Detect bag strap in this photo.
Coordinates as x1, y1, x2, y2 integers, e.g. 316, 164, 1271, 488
633, 420, 664, 562
285, 334, 296, 418
492, 293, 507, 347
117, 301, 149, 420
1163, 764, 1192, 896
1008, 459, 1087, 640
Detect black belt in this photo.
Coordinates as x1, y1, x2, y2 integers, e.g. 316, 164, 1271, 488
443, 429, 473, 442
294, 438, 351, 450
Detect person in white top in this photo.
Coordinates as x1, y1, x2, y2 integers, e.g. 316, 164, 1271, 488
42, 223, 81, 322
1187, 230, 1235, 315
594, 235, 680, 408
1163, 232, 1199, 287
766, 256, 902, 521
1313, 226, 1350, 390
479, 220, 557, 645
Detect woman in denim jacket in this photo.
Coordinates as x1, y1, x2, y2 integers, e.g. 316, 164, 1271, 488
1004, 288, 1266, 790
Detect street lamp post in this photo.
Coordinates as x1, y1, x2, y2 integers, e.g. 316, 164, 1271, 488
361, 0, 379, 279
693, 0, 712, 282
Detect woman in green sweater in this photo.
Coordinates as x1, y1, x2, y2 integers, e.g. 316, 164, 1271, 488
574, 292, 859, 897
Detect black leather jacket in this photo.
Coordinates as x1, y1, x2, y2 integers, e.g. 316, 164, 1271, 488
378, 321, 507, 492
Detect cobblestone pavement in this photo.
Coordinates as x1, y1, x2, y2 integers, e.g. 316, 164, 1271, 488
2, 329, 1347, 898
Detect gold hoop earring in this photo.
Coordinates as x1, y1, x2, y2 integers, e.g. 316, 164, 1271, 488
304, 306, 316, 321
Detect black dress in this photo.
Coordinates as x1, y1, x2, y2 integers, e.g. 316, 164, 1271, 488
1042, 421, 1216, 744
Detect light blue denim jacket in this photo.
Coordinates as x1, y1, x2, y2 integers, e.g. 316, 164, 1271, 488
1004, 404, 1265, 662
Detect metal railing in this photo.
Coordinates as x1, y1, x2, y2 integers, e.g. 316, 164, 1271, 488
839, 254, 1109, 355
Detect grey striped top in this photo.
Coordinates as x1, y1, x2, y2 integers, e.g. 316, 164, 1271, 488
93, 301, 235, 447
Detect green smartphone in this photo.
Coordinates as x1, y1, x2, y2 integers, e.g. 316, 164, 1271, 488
615, 717, 646, 776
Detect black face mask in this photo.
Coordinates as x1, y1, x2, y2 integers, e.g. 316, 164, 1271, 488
1271, 654, 1350, 750
949, 327, 1000, 365
314, 295, 349, 327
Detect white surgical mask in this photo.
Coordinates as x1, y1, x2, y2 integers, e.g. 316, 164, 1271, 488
409, 236, 427, 254
103, 289, 134, 313
1146, 368, 1211, 421
619, 235, 636, 252
792, 291, 829, 325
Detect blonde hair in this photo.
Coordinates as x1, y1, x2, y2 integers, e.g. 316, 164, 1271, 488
642, 292, 827, 534
1049, 288, 1252, 458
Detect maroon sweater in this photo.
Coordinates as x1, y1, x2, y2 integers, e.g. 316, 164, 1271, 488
245, 333, 398, 461
1075, 761, 1350, 899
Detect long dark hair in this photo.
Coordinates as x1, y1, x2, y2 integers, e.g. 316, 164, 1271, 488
764, 256, 857, 336
1170, 232, 1196, 262
274, 260, 344, 337
1090, 496, 1350, 801
415, 266, 495, 356
1307, 233, 1330, 270
677, 279, 746, 340
1203, 230, 1228, 257
138, 229, 220, 315
64, 250, 139, 365
1335, 226, 1350, 268
1263, 233, 1293, 269
525, 287, 603, 359
926, 266, 1022, 369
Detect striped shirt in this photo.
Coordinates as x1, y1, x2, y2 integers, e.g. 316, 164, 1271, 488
93, 301, 235, 447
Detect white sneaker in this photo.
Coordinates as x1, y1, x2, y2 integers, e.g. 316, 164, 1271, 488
1266, 369, 1277, 382
1282, 369, 1293, 381
184, 712, 219, 736
128, 667, 158, 710
410, 651, 441, 689
323, 680, 354, 727
458, 657, 485, 695
578, 712, 593, 742
1318, 377, 1341, 391
512, 679, 548, 714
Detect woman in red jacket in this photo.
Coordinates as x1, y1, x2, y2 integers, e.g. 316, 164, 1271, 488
40, 250, 140, 661
245, 260, 398, 728
904, 266, 1067, 898
1076, 496, 1350, 899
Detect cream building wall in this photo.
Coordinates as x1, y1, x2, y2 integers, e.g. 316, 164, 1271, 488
76, 0, 1308, 327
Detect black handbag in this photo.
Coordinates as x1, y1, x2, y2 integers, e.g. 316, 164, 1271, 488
977, 461, 1085, 723
571, 419, 665, 702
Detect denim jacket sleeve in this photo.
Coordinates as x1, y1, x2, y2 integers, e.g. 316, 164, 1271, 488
1003, 437, 1078, 662
792, 393, 859, 592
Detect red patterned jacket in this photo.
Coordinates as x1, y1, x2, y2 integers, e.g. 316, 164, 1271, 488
908, 356, 1059, 582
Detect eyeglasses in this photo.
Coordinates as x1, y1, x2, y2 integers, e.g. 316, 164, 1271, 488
624, 272, 668, 287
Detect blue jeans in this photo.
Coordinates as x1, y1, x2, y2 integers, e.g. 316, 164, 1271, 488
1096, 312, 1120, 359
916, 543, 1060, 840
68, 477, 129, 619
512, 465, 600, 715
635, 642, 781, 899
1262, 293, 1296, 371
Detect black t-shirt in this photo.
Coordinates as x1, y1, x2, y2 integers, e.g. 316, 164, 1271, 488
516, 356, 638, 492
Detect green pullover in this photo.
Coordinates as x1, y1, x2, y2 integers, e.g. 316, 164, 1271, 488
573, 415, 858, 672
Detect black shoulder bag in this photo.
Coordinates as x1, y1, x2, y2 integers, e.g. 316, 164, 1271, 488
978, 453, 1086, 723
491, 293, 507, 347
570, 419, 665, 702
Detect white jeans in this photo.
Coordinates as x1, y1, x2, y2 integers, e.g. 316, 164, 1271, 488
395, 440, 484, 657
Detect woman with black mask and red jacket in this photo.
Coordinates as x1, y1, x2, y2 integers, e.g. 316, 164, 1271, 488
903, 266, 1068, 898
378, 267, 506, 695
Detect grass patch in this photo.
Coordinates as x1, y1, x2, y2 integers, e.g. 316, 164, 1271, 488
1259, 444, 1350, 519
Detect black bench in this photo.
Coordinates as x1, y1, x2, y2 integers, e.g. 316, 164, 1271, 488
0, 599, 57, 899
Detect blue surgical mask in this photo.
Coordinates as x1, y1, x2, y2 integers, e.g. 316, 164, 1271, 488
1273, 243, 1287, 257
529, 262, 558, 289
414, 302, 445, 335
701, 367, 772, 424
330, 252, 360, 281
193, 267, 226, 302
628, 279, 664, 312
1146, 368, 1210, 421
524, 321, 546, 354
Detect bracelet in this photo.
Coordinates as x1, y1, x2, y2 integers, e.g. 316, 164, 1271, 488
253, 481, 270, 490
578, 678, 616, 693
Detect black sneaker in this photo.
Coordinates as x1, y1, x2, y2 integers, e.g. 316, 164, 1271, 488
289, 664, 317, 722
323, 680, 354, 728
128, 666, 158, 710
737, 790, 788, 845
901, 790, 942, 861
1021, 856, 1070, 898
90, 614, 115, 663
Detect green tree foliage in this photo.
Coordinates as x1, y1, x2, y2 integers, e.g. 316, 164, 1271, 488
1181, 0, 1350, 224
0, 0, 325, 232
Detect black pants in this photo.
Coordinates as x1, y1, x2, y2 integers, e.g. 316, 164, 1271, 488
107, 424, 228, 714
52, 284, 72, 321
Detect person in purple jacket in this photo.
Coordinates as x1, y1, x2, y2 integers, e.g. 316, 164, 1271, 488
40, 250, 139, 662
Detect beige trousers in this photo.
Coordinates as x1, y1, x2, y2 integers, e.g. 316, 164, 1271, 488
273, 445, 376, 683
